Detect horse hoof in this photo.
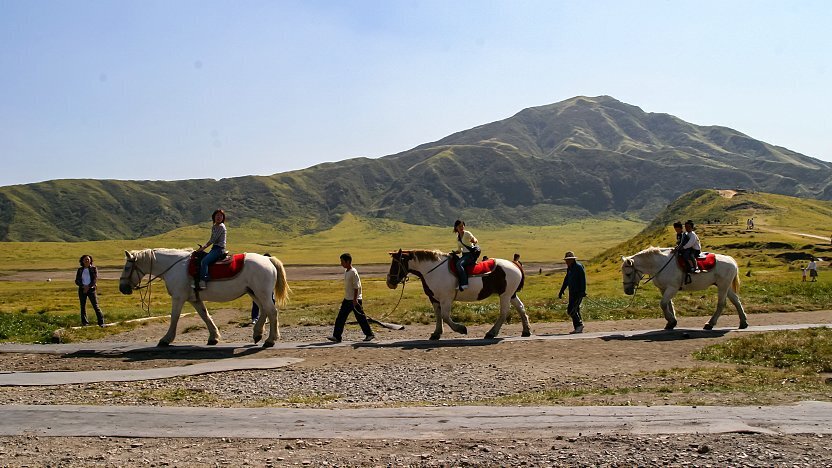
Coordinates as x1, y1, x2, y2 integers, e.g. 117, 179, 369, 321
207, 339, 218, 346
253, 335, 262, 344
664, 321, 677, 330
703, 323, 714, 330
429, 334, 441, 341
521, 331, 531, 337
459, 325, 468, 335
262, 341, 275, 348
157, 340, 170, 347
739, 322, 749, 330
484, 333, 496, 339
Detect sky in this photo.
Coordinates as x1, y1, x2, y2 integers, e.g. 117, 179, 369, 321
1, 0, 830, 187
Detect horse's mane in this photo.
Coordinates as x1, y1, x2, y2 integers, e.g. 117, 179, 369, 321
408, 249, 445, 262
634, 246, 673, 256
130, 248, 193, 262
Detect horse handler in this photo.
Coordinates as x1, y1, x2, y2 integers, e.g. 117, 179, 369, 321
558, 251, 586, 334
327, 253, 375, 343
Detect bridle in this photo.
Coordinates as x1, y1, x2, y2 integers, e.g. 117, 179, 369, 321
121, 250, 187, 315
622, 250, 678, 295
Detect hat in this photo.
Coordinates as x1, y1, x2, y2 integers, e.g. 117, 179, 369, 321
685, 219, 695, 226
563, 251, 578, 260
453, 219, 463, 232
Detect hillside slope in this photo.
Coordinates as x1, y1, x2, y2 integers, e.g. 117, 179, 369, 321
2, 96, 831, 241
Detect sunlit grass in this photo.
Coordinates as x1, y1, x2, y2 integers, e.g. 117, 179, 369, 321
695, 328, 832, 373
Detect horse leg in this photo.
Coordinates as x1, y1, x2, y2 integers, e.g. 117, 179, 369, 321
512, 295, 532, 337
728, 289, 748, 329
158, 297, 186, 346
263, 302, 280, 348
660, 288, 678, 330
704, 285, 729, 330
485, 295, 511, 339
440, 300, 468, 337
252, 297, 265, 344
430, 300, 443, 341
191, 300, 221, 345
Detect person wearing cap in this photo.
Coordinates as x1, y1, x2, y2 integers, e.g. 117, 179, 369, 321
681, 220, 701, 272
452, 219, 480, 291
558, 251, 586, 334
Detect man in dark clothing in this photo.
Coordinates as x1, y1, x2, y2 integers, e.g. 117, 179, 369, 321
558, 251, 586, 334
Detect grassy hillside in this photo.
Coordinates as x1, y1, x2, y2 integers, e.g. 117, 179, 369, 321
595, 189, 832, 270
0, 214, 645, 271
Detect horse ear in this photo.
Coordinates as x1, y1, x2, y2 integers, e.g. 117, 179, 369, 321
124, 250, 132, 260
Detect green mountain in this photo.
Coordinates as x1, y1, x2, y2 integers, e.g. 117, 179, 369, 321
2, 96, 831, 241
595, 189, 832, 267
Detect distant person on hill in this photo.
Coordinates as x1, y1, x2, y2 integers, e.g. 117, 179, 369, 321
75, 255, 104, 327
558, 251, 586, 334
806, 257, 818, 282
452, 219, 480, 291
513, 253, 522, 266
681, 220, 701, 272
194, 209, 227, 290
327, 253, 374, 343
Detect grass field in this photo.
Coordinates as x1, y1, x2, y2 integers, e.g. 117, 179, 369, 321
1, 191, 830, 344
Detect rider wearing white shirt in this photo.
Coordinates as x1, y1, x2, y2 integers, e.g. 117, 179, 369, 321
682, 220, 701, 272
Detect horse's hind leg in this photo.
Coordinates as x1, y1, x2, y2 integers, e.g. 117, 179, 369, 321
191, 300, 221, 345
512, 295, 532, 337
704, 285, 729, 330
485, 295, 511, 339
728, 289, 748, 329
262, 302, 280, 348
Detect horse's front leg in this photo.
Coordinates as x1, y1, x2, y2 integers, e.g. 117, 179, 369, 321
485, 295, 512, 339
159, 296, 187, 346
190, 300, 221, 345
440, 299, 468, 336
429, 300, 443, 340
660, 288, 679, 330
511, 295, 532, 337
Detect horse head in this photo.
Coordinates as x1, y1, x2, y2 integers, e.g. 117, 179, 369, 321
386, 249, 410, 289
621, 256, 643, 295
119, 250, 146, 295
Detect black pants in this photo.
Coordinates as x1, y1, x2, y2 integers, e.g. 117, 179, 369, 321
332, 299, 373, 340
251, 293, 276, 322
79, 287, 104, 326
567, 295, 584, 329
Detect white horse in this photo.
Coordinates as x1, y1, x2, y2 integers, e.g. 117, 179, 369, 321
119, 248, 289, 347
621, 247, 748, 330
387, 249, 531, 340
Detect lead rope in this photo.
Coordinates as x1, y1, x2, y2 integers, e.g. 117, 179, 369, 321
133, 253, 189, 316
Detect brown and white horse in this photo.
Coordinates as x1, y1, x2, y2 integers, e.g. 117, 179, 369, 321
387, 249, 531, 340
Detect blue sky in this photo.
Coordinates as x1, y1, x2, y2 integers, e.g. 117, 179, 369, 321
1, 0, 830, 187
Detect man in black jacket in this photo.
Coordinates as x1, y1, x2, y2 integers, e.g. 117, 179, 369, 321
558, 251, 586, 334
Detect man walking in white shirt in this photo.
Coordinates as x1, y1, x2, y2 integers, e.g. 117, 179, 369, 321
327, 253, 375, 343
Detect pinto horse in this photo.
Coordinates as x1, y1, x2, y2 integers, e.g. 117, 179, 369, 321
119, 248, 289, 347
621, 247, 748, 330
387, 249, 531, 340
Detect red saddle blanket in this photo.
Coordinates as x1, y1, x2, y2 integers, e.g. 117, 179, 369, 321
677, 253, 716, 272
188, 253, 246, 280
449, 258, 497, 276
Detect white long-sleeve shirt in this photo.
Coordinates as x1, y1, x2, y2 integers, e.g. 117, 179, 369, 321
682, 230, 701, 251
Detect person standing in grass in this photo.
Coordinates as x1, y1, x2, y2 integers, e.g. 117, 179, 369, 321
75, 255, 105, 327
327, 253, 375, 343
807, 257, 818, 282
558, 251, 586, 334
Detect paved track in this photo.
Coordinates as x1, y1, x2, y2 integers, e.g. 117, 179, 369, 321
1, 402, 830, 438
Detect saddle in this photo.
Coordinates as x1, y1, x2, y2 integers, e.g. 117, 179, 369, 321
677, 253, 716, 273
448, 254, 497, 277
187, 252, 247, 281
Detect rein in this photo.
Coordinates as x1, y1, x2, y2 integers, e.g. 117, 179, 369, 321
127, 251, 188, 315
642, 251, 677, 285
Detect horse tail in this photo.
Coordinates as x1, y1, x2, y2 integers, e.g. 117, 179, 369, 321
512, 262, 525, 297
732, 271, 741, 294
270, 256, 291, 307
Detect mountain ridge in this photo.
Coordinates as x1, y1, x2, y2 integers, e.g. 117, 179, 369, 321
2, 95, 831, 241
